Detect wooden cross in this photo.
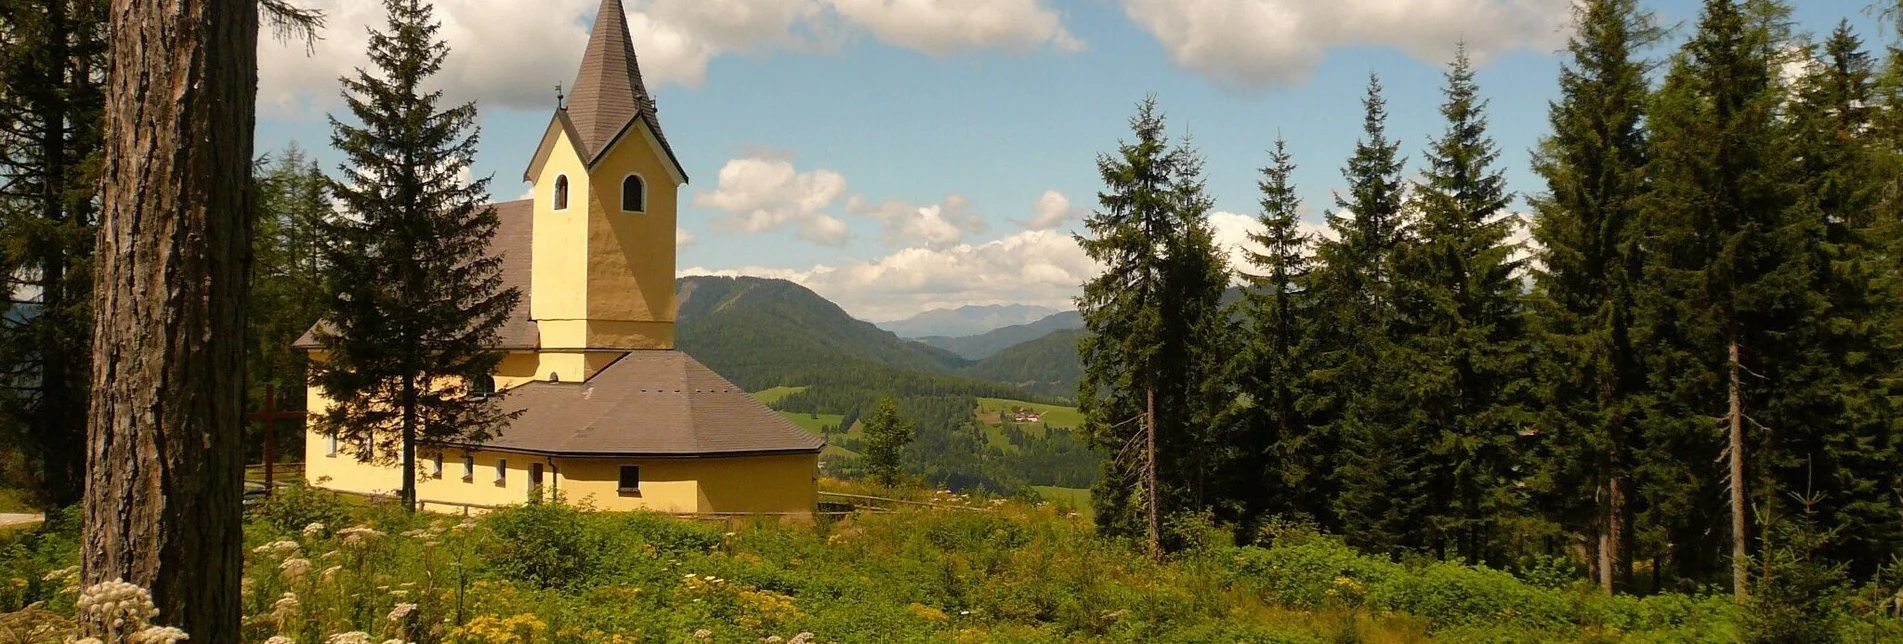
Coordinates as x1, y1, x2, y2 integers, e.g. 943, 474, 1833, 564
246, 384, 307, 495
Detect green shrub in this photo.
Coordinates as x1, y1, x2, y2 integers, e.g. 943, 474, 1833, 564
254, 482, 351, 535
482, 501, 605, 589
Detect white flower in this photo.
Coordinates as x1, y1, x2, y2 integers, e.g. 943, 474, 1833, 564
253, 540, 300, 557
131, 626, 190, 644
76, 580, 160, 631
302, 523, 325, 537
266, 637, 296, 644
693, 629, 713, 641
338, 526, 384, 548
386, 602, 417, 621
279, 557, 312, 580
788, 634, 816, 644
271, 592, 301, 623
325, 633, 373, 644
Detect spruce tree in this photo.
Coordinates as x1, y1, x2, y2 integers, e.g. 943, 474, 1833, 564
1228, 138, 1326, 528
0, 0, 106, 507
1393, 47, 1534, 565
1310, 76, 1418, 554
1636, 0, 1804, 600
1526, 0, 1657, 591
314, 0, 522, 512
249, 145, 332, 461
862, 396, 916, 488
1076, 98, 1231, 555
1774, 22, 1903, 580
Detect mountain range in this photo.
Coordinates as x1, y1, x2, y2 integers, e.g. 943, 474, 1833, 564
875, 304, 1061, 339
675, 276, 1084, 401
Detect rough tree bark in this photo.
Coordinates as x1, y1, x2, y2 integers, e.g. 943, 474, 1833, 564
82, 0, 258, 641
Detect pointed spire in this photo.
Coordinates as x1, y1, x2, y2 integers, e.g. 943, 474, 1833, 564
566, 0, 667, 160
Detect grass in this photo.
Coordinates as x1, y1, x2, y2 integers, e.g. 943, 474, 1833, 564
3, 482, 1897, 643
777, 410, 846, 435
751, 386, 808, 406
976, 397, 1085, 430
1031, 486, 1091, 519
0, 488, 32, 515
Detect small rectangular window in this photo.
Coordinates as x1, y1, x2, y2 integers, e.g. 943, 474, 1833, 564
462, 455, 474, 481
618, 465, 640, 493
432, 452, 444, 479
529, 463, 545, 495
495, 459, 507, 484
326, 434, 338, 457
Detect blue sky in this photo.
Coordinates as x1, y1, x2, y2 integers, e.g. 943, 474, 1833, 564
255, 0, 1886, 321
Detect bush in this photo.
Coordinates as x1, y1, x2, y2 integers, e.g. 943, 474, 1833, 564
482, 501, 605, 589
254, 482, 351, 535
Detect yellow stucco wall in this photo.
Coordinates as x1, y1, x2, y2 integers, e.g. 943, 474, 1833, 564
583, 121, 680, 349
530, 127, 592, 349
303, 440, 818, 515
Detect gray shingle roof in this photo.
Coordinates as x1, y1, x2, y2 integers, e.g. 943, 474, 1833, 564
566, 0, 672, 162
475, 351, 825, 457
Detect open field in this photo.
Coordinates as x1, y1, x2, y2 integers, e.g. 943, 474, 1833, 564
977, 398, 1084, 429
1032, 485, 1091, 518
751, 385, 808, 406
777, 410, 846, 435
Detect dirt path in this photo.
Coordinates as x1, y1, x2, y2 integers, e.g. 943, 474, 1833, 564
0, 513, 43, 529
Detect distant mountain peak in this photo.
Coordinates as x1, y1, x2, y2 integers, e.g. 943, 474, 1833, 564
876, 304, 1063, 339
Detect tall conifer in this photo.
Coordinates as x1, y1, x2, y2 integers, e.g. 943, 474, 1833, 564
1394, 47, 1534, 565
1527, 0, 1657, 591
314, 0, 522, 512
1231, 139, 1319, 526
1076, 98, 1230, 553
1311, 77, 1419, 554
1636, 0, 1803, 600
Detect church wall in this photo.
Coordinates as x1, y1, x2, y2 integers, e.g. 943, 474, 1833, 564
530, 128, 592, 350
583, 120, 679, 349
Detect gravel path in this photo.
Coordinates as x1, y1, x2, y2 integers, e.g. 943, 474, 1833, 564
0, 513, 43, 529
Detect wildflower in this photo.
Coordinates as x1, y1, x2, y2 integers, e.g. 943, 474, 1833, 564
763, 637, 783, 643
320, 565, 343, 582
387, 603, 417, 622
381, 640, 405, 644
253, 540, 300, 557
130, 626, 190, 644
325, 632, 372, 644
76, 579, 160, 629
302, 522, 326, 537
279, 557, 313, 580
693, 630, 713, 641
271, 593, 301, 623
338, 526, 384, 547
41, 566, 77, 583
788, 634, 815, 644
266, 637, 295, 644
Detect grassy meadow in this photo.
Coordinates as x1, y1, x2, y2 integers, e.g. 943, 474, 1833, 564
5, 480, 1894, 643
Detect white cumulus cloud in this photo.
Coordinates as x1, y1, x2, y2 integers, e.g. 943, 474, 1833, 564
847, 193, 990, 249
1016, 189, 1081, 230
260, 0, 1078, 117
676, 227, 698, 248
826, 0, 1082, 55
693, 154, 854, 246
1118, 0, 1571, 90
682, 228, 1097, 320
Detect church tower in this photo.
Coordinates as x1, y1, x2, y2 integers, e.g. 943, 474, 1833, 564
522, 0, 689, 370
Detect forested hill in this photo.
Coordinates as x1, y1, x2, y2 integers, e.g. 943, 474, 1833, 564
964, 328, 1086, 399
918, 310, 1083, 360
674, 276, 1034, 398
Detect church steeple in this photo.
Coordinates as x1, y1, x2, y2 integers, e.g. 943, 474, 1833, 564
566, 0, 669, 160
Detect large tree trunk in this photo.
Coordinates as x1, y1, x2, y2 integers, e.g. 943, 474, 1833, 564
1600, 475, 1624, 593
83, 0, 258, 641
1727, 338, 1748, 604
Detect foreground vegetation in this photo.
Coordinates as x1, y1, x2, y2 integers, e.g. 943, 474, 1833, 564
3, 483, 1898, 643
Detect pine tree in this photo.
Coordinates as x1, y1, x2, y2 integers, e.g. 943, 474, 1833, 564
1773, 22, 1903, 580
248, 145, 331, 462
1393, 47, 1535, 565
1636, 0, 1804, 600
1310, 76, 1419, 554
1230, 139, 1320, 526
1526, 0, 1657, 591
862, 396, 915, 488
1076, 97, 1231, 556
314, 0, 522, 513
0, 0, 106, 507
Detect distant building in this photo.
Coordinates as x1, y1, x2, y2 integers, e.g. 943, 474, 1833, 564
1012, 409, 1042, 424
296, 0, 822, 514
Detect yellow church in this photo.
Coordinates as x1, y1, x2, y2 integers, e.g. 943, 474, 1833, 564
295, 0, 823, 514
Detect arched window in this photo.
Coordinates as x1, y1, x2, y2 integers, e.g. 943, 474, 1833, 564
469, 375, 496, 400
621, 174, 646, 213
553, 175, 570, 211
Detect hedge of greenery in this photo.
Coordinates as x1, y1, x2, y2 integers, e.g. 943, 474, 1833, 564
1, 485, 1897, 643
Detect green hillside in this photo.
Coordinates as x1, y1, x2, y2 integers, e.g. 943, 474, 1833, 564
962, 329, 1086, 400
918, 311, 1082, 360
977, 397, 1085, 430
